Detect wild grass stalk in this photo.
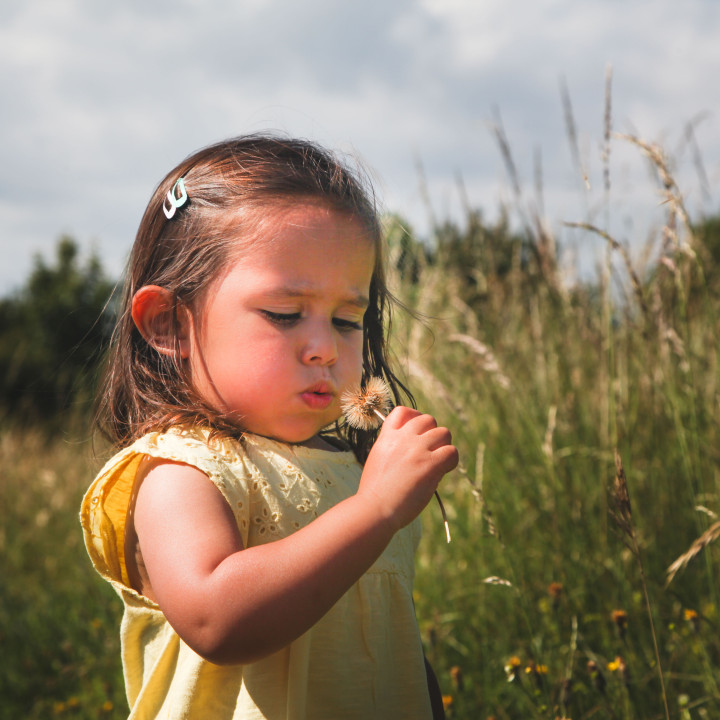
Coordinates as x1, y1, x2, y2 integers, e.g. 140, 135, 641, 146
610, 450, 670, 719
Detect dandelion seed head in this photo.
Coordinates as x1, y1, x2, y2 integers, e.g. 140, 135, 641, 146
341, 377, 393, 430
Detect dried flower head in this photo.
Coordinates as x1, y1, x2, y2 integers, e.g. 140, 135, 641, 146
610, 451, 634, 539
611, 609, 628, 639
587, 660, 606, 694
548, 581, 564, 607
450, 665, 464, 691
341, 377, 393, 430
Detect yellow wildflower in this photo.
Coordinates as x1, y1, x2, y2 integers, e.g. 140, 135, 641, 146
684, 607, 700, 633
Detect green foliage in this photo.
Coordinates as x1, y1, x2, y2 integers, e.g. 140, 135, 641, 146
0, 431, 126, 719
694, 214, 720, 293
0, 237, 116, 424
386, 208, 529, 300
398, 203, 720, 717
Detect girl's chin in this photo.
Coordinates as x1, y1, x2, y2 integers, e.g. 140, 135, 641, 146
245, 411, 342, 447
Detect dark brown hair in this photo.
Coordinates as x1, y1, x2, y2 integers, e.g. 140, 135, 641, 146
95, 133, 413, 461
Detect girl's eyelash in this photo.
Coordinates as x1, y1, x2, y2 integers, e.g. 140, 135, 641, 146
262, 311, 301, 325
332, 318, 362, 332
261, 311, 362, 331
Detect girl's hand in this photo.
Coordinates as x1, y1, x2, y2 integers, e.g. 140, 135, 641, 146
357, 406, 459, 532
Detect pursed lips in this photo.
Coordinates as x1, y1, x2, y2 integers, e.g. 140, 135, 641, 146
300, 381, 335, 409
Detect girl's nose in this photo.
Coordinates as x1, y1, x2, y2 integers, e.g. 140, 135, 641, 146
301, 321, 338, 366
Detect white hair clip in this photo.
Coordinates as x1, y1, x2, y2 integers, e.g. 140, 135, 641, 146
163, 178, 188, 219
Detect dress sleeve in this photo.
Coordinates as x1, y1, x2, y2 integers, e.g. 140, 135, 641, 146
80, 430, 252, 598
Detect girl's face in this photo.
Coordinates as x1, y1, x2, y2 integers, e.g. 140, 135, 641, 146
186, 201, 375, 445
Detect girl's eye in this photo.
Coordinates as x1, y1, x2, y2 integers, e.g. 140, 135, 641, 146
261, 311, 362, 332
333, 318, 363, 332
262, 310, 301, 326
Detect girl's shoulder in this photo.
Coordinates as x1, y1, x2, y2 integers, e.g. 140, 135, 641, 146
131, 426, 245, 472
86, 426, 243, 492
81, 426, 254, 594
94, 426, 359, 496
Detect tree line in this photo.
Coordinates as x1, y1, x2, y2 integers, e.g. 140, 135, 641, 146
0, 237, 115, 426
2, 213, 718, 427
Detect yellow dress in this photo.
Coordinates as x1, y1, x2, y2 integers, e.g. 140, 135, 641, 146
81, 427, 431, 719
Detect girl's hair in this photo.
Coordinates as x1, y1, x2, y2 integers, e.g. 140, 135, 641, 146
96, 133, 414, 462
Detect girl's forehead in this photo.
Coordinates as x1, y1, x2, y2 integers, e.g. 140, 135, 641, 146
224, 200, 377, 260
199, 200, 376, 302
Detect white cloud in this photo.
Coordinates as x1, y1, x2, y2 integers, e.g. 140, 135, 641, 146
0, 0, 718, 293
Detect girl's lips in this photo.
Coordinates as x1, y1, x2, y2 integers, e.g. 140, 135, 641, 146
301, 391, 333, 410
300, 382, 334, 410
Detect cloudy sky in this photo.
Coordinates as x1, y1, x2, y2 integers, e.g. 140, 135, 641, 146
2, 0, 718, 293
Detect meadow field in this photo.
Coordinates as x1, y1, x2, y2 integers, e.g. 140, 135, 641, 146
2, 132, 719, 718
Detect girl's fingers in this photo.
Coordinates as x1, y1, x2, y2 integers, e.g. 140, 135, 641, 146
382, 405, 422, 428
424, 425, 453, 451
434, 443, 460, 475
384, 406, 442, 435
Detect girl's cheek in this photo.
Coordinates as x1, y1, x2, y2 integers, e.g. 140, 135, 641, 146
350, 343, 365, 378
343, 336, 363, 363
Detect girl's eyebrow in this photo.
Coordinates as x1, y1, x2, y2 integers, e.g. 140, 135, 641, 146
263, 286, 370, 309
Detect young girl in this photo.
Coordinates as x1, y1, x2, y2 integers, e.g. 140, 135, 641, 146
81, 134, 458, 719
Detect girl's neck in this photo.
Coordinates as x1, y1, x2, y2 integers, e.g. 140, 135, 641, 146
294, 434, 347, 452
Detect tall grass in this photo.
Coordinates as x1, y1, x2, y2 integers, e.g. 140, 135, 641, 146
2, 130, 719, 718
398, 130, 720, 717
0, 429, 126, 719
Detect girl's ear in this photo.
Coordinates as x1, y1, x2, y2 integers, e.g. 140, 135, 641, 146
131, 285, 191, 358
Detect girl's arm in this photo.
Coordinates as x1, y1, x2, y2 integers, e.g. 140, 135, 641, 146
132, 406, 458, 665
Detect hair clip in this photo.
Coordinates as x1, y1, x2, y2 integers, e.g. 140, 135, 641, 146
163, 178, 188, 219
